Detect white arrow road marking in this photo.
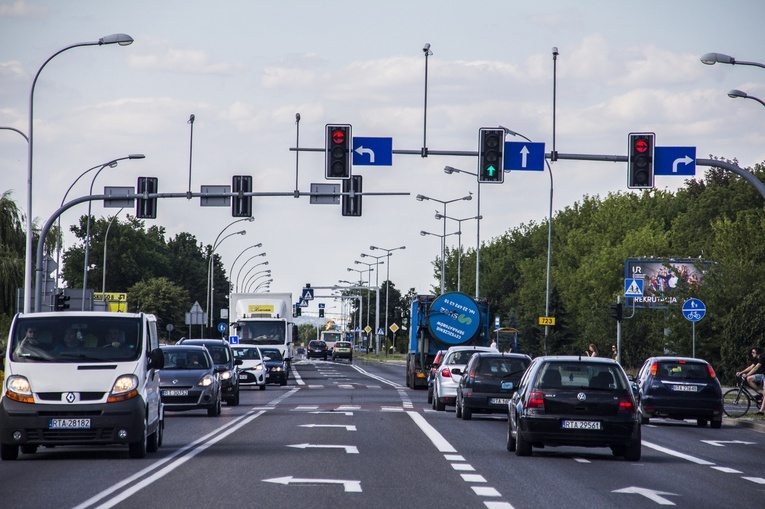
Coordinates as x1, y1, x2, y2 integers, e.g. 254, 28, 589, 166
520, 145, 530, 168
287, 443, 359, 454
613, 487, 679, 505
701, 439, 756, 447
672, 155, 693, 173
263, 476, 362, 492
308, 411, 354, 415
355, 146, 375, 163
299, 424, 357, 431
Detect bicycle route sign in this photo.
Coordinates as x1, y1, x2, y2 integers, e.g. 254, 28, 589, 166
682, 298, 706, 322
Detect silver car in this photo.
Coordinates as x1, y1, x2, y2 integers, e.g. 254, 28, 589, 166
432, 345, 497, 411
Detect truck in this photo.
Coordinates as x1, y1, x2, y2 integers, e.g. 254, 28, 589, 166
406, 292, 491, 389
229, 293, 297, 370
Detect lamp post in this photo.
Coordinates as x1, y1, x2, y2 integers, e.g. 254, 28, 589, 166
360, 252, 387, 354
500, 126, 554, 356
253, 280, 272, 293
236, 256, 267, 293
243, 269, 271, 291
229, 243, 263, 291
248, 276, 272, 293
727, 89, 765, 108
101, 207, 124, 297
700, 52, 765, 69
81, 154, 145, 309
434, 213, 481, 292
24, 33, 134, 314
354, 259, 381, 342
207, 228, 247, 328
369, 245, 405, 355
443, 166, 482, 298
416, 193, 472, 294
206, 217, 254, 326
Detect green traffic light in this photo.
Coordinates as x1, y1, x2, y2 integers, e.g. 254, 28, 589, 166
486, 165, 496, 177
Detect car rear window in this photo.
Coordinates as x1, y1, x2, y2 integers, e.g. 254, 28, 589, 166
335, 342, 352, 348
477, 358, 529, 376
535, 362, 627, 390
657, 361, 710, 379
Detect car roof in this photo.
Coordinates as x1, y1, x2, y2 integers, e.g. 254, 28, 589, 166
161, 344, 209, 352
445, 345, 497, 353
179, 338, 229, 346
536, 355, 620, 365
648, 356, 710, 363
471, 352, 531, 360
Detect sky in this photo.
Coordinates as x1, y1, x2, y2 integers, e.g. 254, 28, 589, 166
1, 0, 764, 323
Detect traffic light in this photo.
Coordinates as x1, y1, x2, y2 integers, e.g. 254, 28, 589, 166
319, 308, 325, 318
627, 132, 655, 189
136, 177, 158, 219
294, 305, 301, 317
54, 291, 70, 311
478, 128, 505, 183
232, 175, 253, 217
609, 303, 623, 321
325, 124, 352, 180
342, 175, 362, 217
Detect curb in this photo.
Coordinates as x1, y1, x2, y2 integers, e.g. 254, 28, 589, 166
724, 417, 765, 433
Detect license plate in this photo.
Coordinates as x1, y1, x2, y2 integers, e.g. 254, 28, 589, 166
50, 418, 91, 429
161, 389, 189, 397
489, 398, 510, 405
501, 381, 514, 390
239, 374, 248, 380
671, 385, 698, 392
561, 420, 601, 430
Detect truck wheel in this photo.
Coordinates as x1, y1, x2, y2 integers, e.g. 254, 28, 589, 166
1, 443, 19, 461
146, 422, 159, 453
129, 423, 147, 459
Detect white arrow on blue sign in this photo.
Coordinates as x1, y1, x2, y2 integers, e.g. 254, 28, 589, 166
655, 147, 696, 176
504, 141, 545, 171
353, 137, 393, 166
682, 298, 706, 322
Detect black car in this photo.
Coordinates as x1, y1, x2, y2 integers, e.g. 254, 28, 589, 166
177, 339, 242, 406
507, 356, 641, 461
259, 347, 288, 386
307, 340, 329, 360
456, 353, 531, 420
636, 356, 723, 428
159, 345, 222, 416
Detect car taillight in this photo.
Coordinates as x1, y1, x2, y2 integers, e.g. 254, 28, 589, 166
707, 364, 717, 379
441, 367, 452, 378
526, 391, 545, 409
650, 362, 659, 376
619, 397, 635, 413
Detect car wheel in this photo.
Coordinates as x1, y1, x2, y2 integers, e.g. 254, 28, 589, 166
455, 394, 462, 418
610, 445, 626, 457
208, 393, 222, 417
624, 440, 642, 461
259, 383, 266, 391
157, 415, 164, 447
639, 404, 649, 424
434, 390, 445, 411
514, 423, 532, 457
146, 419, 159, 453
128, 422, 147, 459
711, 419, 722, 429
427, 388, 433, 405
696, 419, 708, 427
461, 400, 472, 421
506, 418, 516, 452
230, 388, 240, 406
0, 443, 19, 461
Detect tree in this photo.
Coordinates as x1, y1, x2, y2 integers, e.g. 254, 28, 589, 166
128, 277, 189, 336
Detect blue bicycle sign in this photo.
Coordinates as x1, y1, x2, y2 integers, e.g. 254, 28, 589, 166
682, 298, 706, 322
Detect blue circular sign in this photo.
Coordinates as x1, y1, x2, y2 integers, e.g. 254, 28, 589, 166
217, 322, 227, 333
427, 292, 482, 346
682, 298, 706, 322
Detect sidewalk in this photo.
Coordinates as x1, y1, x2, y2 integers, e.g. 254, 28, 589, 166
724, 416, 765, 433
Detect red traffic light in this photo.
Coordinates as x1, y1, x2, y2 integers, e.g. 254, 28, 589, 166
635, 139, 648, 153
332, 130, 346, 145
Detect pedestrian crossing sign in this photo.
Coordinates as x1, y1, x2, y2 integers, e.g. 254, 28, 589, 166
624, 278, 644, 297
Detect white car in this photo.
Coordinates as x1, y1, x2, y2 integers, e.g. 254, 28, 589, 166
432, 345, 498, 411
231, 345, 266, 390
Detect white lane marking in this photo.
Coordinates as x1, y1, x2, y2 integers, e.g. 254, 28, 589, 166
484, 502, 516, 509
574, 457, 591, 463
299, 424, 357, 431
712, 466, 742, 473
452, 463, 475, 471
291, 367, 305, 385
263, 476, 362, 493
287, 443, 359, 454
462, 474, 487, 483
350, 364, 403, 388
293, 405, 319, 411
642, 440, 715, 465
445, 454, 465, 461
743, 477, 765, 484
473, 487, 501, 497
407, 411, 456, 453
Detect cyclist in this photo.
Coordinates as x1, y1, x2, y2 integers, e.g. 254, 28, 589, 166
736, 346, 765, 403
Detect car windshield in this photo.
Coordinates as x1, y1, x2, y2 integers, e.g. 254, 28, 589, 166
162, 349, 211, 370
10, 316, 142, 363
336, 342, 351, 348
205, 345, 231, 364
233, 347, 261, 360
535, 362, 627, 390
238, 321, 285, 345
657, 361, 710, 379
260, 348, 283, 361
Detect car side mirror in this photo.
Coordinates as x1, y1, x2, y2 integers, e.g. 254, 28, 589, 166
149, 348, 165, 370
631, 383, 639, 395
263, 356, 271, 362
234, 359, 243, 366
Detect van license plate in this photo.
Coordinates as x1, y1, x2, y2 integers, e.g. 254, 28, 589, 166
561, 420, 601, 430
50, 418, 91, 429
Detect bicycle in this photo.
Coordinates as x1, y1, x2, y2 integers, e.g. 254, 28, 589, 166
723, 374, 763, 418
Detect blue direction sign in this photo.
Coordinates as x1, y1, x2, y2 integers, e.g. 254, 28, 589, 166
318, 303, 325, 309
353, 137, 393, 166
217, 322, 227, 333
655, 147, 696, 176
682, 298, 706, 322
504, 141, 545, 171
624, 278, 644, 297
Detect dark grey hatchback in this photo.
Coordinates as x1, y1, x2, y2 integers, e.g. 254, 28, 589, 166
507, 356, 641, 461
456, 353, 531, 420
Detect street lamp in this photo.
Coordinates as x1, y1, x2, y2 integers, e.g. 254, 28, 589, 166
360, 252, 387, 354
207, 228, 248, 327
433, 213, 481, 292
444, 166, 482, 298
354, 259, 382, 337
727, 89, 765, 108
501, 125, 554, 356
243, 270, 271, 292
24, 33, 134, 314
81, 154, 145, 309
369, 245, 405, 355
236, 256, 267, 293
247, 276, 272, 293
700, 52, 765, 69
101, 207, 124, 296
416, 193, 472, 294
253, 280, 272, 293
229, 243, 263, 290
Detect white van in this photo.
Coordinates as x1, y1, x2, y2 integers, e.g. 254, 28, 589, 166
0, 311, 165, 460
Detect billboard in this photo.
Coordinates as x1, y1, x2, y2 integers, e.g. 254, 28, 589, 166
624, 259, 706, 309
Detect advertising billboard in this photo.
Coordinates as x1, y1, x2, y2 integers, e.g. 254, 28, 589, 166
624, 259, 706, 309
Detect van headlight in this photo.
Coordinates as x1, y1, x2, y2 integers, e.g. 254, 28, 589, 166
6, 375, 34, 403
108, 375, 139, 402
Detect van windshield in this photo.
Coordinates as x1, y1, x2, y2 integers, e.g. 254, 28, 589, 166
10, 316, 142, 363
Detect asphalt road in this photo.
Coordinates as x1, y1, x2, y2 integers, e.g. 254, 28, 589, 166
1, 358, 763, 508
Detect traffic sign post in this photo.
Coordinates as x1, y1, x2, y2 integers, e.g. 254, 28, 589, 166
682, 298, 706, 358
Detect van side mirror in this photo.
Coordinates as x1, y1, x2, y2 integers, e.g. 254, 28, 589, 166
149, 348, 165, 370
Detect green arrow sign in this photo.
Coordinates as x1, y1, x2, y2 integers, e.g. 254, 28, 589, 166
486, 165, 496, 177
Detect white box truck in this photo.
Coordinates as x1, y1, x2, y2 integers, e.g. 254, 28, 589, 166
229, 293, 297, 372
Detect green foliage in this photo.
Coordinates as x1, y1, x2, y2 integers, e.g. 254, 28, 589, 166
127, 277, 189, 334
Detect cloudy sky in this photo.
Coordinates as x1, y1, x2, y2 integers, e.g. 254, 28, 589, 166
1, 0, 763, 321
